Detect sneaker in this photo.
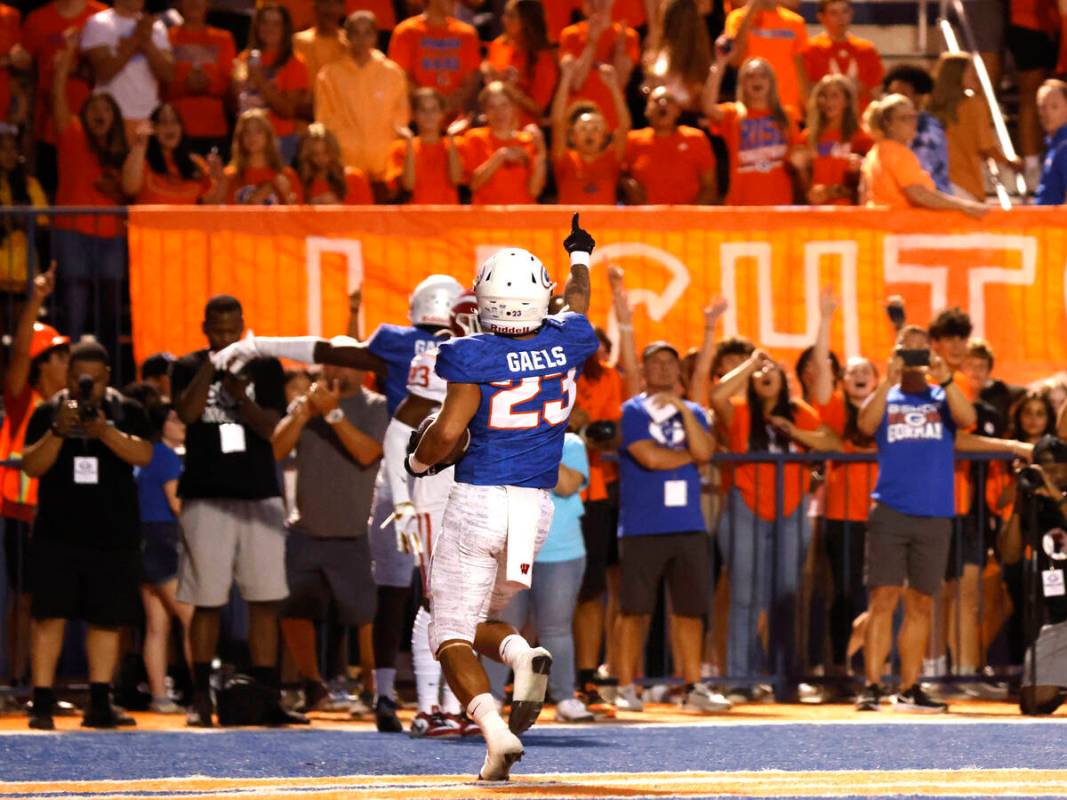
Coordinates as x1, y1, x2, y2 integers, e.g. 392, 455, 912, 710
798, 682, 827, 704
447, 712, 481, 737
507, 646, 552, 735
262, 701, 310, 726
375, 695, 403, 733
855, 683, 885, 712
300, 681, 351, 713
478, 728, 524, 782
27, 709, 54, 730
555, 697, 594, 722
149, 698, 185, 714
349, 691, 373, 718
960, 677, 1010, 701
409, 707, 462, 738
893, 684, 948, 714
26, 699, 78, 716
578, 684, 616, 719
642, 683, 674, 704
82, 706, 137, 728
613, 684, 644, 712
682, 684, 732, 713
186, 690, 214, 728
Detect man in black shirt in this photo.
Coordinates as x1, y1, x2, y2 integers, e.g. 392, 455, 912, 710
1001, 435, 1067, 714
172, 295, 302, 726
21, 342, 153, 730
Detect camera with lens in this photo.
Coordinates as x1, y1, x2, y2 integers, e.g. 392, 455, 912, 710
583, 419, 617, 444
73, 374, 99, 424
1017, 465, 1045, 494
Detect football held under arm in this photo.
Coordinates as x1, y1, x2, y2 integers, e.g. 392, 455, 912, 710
411, 382, 481, 471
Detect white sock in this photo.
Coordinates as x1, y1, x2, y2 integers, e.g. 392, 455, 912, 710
375, 668, 397, 702
499, 634, 532, 667
440, 680, 461, 715
467, 692, 508, 741
411, 607, 440, 715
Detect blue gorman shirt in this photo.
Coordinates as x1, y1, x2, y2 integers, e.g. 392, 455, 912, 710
872, 384, 957, 518
435, 312, 599, 489
618, 395, 710, 536
367, 324, 440, 414
537, 433, 589, 563
136, 442, 183, 523
912, 113, 950, 193
1036, 124, 1067, 205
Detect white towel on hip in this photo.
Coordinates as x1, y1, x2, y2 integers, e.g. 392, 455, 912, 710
505, 486, 541, 588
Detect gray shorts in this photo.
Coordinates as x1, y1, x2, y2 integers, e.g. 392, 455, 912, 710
281, 530, 376, 626
368, 471, 415, 588
865, 503, 951, 596
1023, 621, 1067, 689
176, 497, 288, 607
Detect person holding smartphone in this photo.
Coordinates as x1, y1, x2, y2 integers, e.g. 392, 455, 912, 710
854, 324, 977, 713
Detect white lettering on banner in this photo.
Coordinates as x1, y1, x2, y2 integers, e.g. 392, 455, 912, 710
305, 237, 365, 337
883, 234, 1036, 338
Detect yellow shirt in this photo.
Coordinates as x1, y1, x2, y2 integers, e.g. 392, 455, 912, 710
293, 27, 348, 91
315, 50, 410, 179
0, 174, 48, 290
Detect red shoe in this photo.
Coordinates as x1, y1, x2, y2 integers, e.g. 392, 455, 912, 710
409, 707, 462, 738
447, 711, 482, 737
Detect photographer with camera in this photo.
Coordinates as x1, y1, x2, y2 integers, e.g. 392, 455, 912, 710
1000, 435, 1067, 715
855, 325, 976, 713
20, 342, 153, 730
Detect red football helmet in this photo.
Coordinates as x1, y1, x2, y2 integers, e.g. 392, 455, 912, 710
449, 290, 479, 337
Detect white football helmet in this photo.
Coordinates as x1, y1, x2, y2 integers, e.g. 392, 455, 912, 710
474, 248, 556, 335
409, 275, 463, 328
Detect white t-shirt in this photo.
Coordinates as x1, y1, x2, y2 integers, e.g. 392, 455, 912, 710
80, 9, 171, 121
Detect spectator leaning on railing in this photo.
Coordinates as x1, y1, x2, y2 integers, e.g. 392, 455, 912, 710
1035, 79, 1067, 205
22, 341, 153, 730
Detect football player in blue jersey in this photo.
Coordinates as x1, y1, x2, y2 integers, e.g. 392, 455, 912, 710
210, 274, 462, 732
402, 214, 599, 781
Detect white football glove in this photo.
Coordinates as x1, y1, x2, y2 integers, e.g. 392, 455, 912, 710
385, 501, 421, 555
211, 338, 260, 374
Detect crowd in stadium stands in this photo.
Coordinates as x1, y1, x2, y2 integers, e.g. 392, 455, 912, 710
3, 0, 1067, 730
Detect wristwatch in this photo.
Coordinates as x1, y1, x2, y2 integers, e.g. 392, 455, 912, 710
938, 375, 955, 389
324, 408, 345, 425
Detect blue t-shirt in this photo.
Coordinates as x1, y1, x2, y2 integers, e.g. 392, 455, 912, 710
618, 395, 709, 536
872, 384, 957, 518
136, 442, 183, 523
537, 433, 589, 563
912, 112, 950, 193
367, 323, 440, 413
1036, 124, 1067, 206
435, 312, 600, 489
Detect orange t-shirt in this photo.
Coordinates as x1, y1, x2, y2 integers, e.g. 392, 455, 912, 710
305, 168, 374, 204
459, 127, 539, 204
224, 164, 303, 204
558, 21, 640, 130
543, 0, 580, 42
135, 153, 213, 204
384, 137, 460, 204
726, 396, 821, 521
0, 4, 19, 125
862, 139, 934, 209
236, 49, 310, 138
167, 24, 237, 139
816, 393, 877, 522
802, 33, 884, 110
576, 364, 623, 503
23, 0, 107, 145
485, 37, 558, 127
1011, 0, 1059, 32
54, 117, 123, 237
713, 103, 797, 206
809, 126, 872, 205
625, 126, 715, 204
554, 149, 621, 205
388, 15, 480, 97
724, 6, 808, 110
0, 385, 43, 521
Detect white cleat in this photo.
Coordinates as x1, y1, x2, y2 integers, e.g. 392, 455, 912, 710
478, 729, 524, 782
508, 646, 552, 735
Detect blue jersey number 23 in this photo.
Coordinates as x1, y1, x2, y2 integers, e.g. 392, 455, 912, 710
487, 369, 577, 430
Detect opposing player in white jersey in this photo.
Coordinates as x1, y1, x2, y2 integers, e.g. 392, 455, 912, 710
405, 215, 599, 781
208, 275, 462, 731
380, 293, 480, 738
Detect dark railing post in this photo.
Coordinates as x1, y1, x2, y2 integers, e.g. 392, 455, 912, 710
771, 455, 790, 701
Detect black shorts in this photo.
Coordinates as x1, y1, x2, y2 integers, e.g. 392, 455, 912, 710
619, 532, 708, 617
281, 531, 376, 627
3, 518, 31, 594
1007, 25, 1058, 72
945, 515, 986, 580
141, 521, 180, 585
865, 503, 951, 597
578, 498, 619, 602
30, 539, 142, 627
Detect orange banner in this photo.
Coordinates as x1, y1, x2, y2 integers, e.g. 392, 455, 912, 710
129, 206, 1067, 385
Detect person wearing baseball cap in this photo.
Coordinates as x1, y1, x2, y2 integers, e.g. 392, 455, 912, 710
0, 263, 69, 696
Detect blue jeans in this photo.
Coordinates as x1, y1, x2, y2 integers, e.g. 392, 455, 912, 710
52, 229, 127, 356
718, 489, 811, 683
484, 556, 585, 702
